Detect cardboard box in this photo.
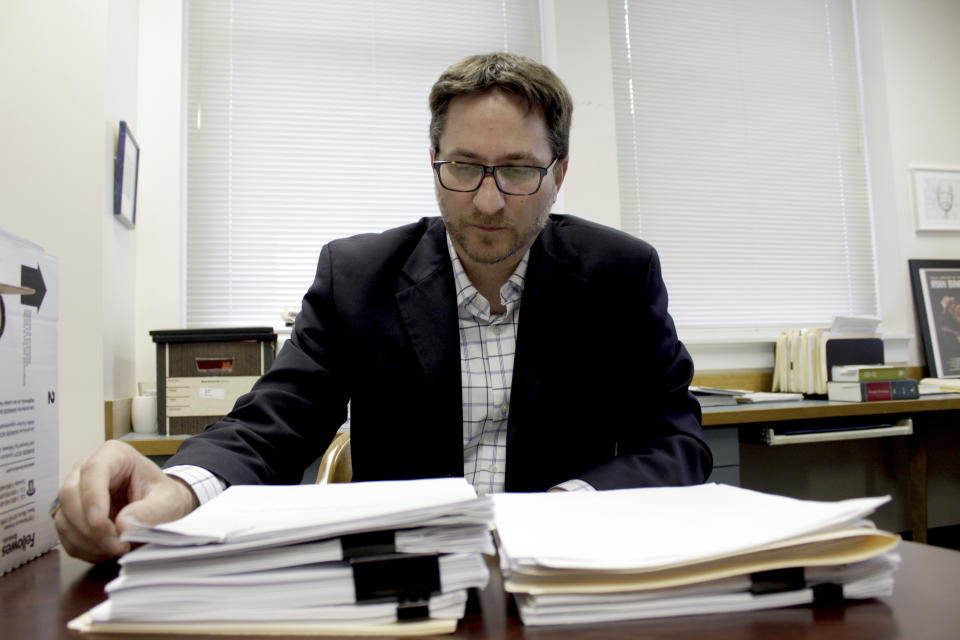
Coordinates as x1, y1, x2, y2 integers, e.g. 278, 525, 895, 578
0, 230, 58, 575
150, 328, 276, 436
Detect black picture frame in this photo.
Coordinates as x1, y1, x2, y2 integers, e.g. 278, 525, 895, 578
113, 120, 140, 228
908, 259, 960, 378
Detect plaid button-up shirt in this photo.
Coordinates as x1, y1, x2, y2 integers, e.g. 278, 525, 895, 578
447, 234, 527, 496
446, 233, 592, 495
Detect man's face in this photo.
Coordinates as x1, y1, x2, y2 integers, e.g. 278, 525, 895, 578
936, 182, 954, 213
947, 298, 960, 323
432, 90, 566, 269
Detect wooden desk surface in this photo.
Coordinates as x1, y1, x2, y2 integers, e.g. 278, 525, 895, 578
702, 394, 960, 426
116, 432, 188, 456
5, 542, 959, 639
116, 393, 960, 455
118, 395, 960, 454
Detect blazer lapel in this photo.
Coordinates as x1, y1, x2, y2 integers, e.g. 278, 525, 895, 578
395, 220, 461, 392
508, 223, 588, 447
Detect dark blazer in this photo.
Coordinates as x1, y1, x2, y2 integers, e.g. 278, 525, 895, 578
168, 215, 712, 491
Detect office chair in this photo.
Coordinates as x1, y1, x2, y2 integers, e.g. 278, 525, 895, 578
315, 431, 352, 483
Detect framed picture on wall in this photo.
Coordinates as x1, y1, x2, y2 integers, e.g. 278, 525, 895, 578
113, 120, 140, 229
912, 166, 960, 231
909, 259, 960, 378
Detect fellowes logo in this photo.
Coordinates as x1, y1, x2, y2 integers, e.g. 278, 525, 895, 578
2, 531, 35, 557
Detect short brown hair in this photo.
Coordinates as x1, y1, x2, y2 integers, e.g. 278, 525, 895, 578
429, 52, 573, 160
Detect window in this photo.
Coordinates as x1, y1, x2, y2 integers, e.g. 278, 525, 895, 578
609, 0, 877, 330
186, 0, 541, 327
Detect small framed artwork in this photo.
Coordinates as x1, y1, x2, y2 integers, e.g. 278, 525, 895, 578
911, 166, 960, 231
909, 259, 960, 378
113, 120, 140, 228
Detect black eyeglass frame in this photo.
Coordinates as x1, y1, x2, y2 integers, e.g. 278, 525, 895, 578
432, 157, 558, 196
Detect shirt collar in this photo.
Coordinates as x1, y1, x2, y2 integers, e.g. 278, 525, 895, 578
446, 231, 529, 319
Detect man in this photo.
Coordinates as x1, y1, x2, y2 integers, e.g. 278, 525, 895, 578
53, 53, 712, 563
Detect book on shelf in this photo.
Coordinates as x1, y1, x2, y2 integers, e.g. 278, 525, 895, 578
68, 478, 495, 636
918, 378, 960, 394
771, 318, 894, 395
827, 379, 919, 402
831, 365, 908, 383
493, 484, 899, 626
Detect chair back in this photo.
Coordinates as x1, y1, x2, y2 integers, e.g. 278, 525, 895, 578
315, 431, 352, 483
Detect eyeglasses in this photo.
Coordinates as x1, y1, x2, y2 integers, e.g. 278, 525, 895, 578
432, 157, 558, 196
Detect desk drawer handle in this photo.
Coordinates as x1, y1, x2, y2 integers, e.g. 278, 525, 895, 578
762, 418, 913, 445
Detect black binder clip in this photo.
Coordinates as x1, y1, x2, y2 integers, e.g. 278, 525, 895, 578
812, 582, 845, 605
341, 530, 397, 559
396, 598, 431, 621
351, 553, 441, 603
749, 567, 806, 595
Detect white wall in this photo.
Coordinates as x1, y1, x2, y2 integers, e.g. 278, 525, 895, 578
860, 0, 960, 359
0, 0, 139, 481
857, 0, 960, 528
551, 0, 621, 231
134, 0, 185, 386
104, 0, 140, 408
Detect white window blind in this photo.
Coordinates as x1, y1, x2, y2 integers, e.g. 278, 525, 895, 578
186, 0, 541, 327
608, 0, 878, 329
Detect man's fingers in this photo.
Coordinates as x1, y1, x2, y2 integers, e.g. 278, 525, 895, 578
54, 440, 155, 563
115, 475, 199, 535
53, 503, 129, 563
54, 440, 198, 563
76, 441, 138, 529
56, 463, 118, 543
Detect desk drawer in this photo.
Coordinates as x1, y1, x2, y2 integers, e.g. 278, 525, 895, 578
704, 426, 739, 466
704, 426, 740, 487
709, 466, 740, 486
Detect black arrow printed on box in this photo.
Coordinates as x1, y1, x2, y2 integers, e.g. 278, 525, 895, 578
20, 264, 46, 312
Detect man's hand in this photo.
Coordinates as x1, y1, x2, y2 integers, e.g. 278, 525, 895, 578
53, 440, 199, 563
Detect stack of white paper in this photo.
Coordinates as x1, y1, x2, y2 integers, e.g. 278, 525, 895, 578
70, 478, 494, 636
494, 484, 900, 626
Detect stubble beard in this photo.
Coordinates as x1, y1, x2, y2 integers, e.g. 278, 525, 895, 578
438, 185, 550, 265
445, 209, 549, 265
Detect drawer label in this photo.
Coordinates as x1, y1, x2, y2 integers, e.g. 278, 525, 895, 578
165, 376, 258, 416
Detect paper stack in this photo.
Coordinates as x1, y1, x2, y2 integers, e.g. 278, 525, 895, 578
69, 478, 494, 636
494, 484, 899, 626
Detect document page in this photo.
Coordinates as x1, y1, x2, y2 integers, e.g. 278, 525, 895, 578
493, 483, 889, 571
125, 477, 490, 546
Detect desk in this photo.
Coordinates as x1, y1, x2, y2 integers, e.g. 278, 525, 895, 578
4, 543, 959, 639
701, 395, 960, 426
701, 395, 960, 544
